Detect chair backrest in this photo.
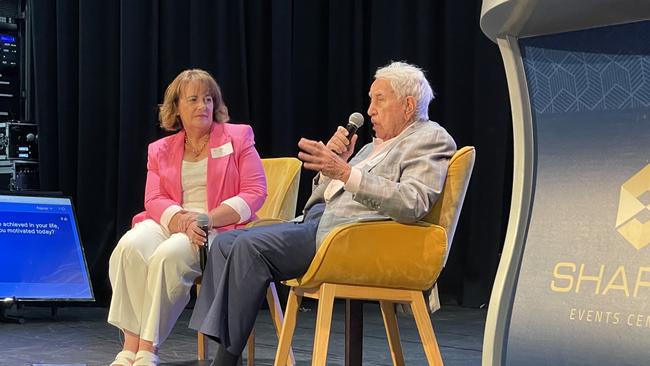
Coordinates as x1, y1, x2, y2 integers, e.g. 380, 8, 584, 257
422, 146, 475, 263
256, 157, 302, 221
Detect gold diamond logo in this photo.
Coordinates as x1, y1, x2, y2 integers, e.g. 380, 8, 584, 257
615, 164, 650, 250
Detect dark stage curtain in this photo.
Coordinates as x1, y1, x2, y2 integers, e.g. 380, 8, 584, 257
29, 0, 511, 307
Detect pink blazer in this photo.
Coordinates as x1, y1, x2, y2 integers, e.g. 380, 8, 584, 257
131, 122, 267, 232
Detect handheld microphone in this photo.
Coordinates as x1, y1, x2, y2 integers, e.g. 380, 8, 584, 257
196, 213, 210, 271
345, 112, 365, 141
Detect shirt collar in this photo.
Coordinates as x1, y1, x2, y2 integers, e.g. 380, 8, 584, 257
371, 121, 417, 148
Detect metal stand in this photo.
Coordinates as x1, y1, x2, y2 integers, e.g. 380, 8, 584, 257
345, 300, 363, 366
0, 297, 24, 324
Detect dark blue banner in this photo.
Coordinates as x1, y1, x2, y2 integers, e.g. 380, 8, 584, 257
505, 21, 650, 365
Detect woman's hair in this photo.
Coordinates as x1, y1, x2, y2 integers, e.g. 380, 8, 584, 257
375, 61, 435, 122
158, 69, 230, 131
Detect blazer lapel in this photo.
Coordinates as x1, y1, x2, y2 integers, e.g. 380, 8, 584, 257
166, 131, 185, 204
364, 122, 422, 172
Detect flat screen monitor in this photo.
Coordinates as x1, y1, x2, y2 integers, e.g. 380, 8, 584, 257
0, 194, 94, 301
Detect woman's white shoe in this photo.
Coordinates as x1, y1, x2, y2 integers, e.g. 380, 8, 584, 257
132, 350, 159, 366
109, 350, 136, 366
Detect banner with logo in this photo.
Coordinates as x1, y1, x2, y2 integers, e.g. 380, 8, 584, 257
504, 21, 650, 365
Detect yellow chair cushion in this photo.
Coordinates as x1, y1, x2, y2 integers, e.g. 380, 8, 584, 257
287, 221, 448, 291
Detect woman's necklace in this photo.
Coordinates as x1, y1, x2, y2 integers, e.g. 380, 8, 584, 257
184, 134, 209, 158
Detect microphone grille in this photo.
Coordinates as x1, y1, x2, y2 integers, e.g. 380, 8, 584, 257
348, 112, 365, 128
197, 213, 210, 227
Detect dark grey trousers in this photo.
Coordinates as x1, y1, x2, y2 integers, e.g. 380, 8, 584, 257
189, 203, 325, 355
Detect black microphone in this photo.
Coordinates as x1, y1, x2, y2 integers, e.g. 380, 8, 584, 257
196, 213, 210, 271
344, 112, 365, 141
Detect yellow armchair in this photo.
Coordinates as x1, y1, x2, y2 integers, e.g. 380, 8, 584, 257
273, 146, 475, 366
197, 157, 302, 365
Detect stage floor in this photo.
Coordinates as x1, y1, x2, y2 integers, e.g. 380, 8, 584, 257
0, 300, 485, 365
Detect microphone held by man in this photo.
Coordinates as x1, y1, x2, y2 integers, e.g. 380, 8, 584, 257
297, 112, 364, 182
324, 112, 364, 160
344, 112, 364, 140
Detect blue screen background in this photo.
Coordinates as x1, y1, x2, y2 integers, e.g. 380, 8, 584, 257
0, 197, 93, 300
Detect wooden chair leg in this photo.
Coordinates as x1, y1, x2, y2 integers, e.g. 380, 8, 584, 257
247, 329, 255, 366
409, 291, 443, 366
274, 289, 302, 366
312, 284, 336, 366
379, 301, 405, 366
198, 331, 209, 360
195, 283, 209, 360
245, 284, 295, 366
267, 283, 296, 366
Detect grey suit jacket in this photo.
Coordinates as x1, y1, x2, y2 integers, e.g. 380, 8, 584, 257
304, 120, 457, 246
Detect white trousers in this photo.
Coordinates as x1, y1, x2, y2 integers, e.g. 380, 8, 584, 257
107, 219, 201, 346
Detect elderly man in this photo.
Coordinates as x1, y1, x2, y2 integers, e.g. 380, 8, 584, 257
189, 61, 457, 366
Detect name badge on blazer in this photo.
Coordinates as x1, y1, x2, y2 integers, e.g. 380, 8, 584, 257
211, 142, 233, 158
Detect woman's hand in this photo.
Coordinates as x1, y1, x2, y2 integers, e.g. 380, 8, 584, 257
207, 205, 241, 228
169, 210, 199, 233
185, 220, 208, 247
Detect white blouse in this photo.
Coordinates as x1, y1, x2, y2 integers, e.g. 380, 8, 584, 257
158, 158, 252, 229
181, 158, 209, 213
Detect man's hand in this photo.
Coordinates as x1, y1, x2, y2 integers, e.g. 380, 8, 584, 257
298, 138, 352, 181
326, 126, 358, 162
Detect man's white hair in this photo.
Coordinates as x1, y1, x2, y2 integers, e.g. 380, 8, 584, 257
374, 61, 434, 121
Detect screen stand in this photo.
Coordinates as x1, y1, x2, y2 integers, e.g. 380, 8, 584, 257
0, 308, 24, 324
0, 297, 24, 324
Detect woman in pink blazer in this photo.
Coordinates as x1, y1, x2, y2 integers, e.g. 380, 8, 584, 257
107, 69, 266, 366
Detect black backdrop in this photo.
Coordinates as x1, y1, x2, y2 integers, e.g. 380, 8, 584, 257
28, 0, 512, 307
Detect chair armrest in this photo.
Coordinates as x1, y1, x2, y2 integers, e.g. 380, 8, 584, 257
287, 220, 448, 291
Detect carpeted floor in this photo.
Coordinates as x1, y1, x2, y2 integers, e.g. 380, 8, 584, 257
0, 299, 485, 366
